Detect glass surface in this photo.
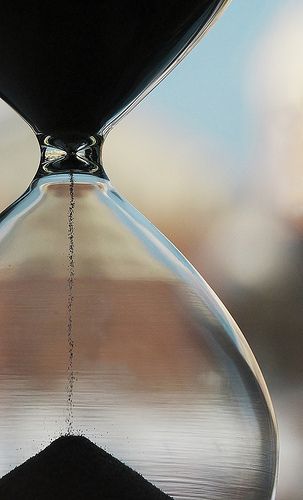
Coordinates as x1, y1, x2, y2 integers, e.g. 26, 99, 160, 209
0, 0, 278, 498
0, 173, 277, 498
0, 1, 229, 137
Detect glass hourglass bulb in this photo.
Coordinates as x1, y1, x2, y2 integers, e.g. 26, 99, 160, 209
0, 135, 277, 499
0, 0, 278, 498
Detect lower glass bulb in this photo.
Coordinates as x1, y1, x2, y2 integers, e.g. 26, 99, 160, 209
0, 169, 277, 499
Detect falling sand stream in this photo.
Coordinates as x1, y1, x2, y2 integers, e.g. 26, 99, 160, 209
67, 172, 75, 435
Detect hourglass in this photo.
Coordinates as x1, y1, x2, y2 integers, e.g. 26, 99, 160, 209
0, 1, 277, 499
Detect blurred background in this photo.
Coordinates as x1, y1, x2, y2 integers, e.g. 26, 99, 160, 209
0, 0, 302, 498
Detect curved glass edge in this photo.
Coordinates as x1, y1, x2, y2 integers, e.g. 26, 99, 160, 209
0, 173, 277, 414
102, 0, 232, 136
101, 175, 279, 497
0, 1, 232, 142
109, 176, 279, 496
0, 171, 278, 496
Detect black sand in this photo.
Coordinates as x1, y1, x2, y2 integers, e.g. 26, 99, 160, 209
0, 435, 172, 499
0, 1, 223, 137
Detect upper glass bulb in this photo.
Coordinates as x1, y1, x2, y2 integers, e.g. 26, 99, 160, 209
0, 1, 231, 136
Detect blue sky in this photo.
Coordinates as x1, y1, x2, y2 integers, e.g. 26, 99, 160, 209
135, 0, 291, 163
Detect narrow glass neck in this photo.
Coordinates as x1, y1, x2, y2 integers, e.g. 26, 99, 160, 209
36, 134, 108, 179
